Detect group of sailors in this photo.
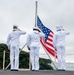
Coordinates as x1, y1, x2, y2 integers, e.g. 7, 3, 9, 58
7, 25, 70, 71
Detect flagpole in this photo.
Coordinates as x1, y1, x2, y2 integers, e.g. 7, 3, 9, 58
35, 1, 38, 27
35, 1, 57, 70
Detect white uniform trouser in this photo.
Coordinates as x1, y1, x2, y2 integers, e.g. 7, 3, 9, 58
10, 45, 19, 70
57, 45, 66, 70
30, 47, 39, 70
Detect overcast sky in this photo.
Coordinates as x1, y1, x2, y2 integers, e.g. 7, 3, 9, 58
0, 0, 74, 62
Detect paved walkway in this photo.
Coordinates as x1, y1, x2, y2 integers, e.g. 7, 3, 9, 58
0, 70, 74, 75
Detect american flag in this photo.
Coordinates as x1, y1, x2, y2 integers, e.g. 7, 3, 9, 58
37, 16, 57, 58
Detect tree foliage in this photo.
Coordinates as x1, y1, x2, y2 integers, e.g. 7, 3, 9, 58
0, 43, 10, 69
39, 58, 53, 70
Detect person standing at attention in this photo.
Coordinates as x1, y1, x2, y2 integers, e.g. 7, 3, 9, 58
26, 27, 45, 71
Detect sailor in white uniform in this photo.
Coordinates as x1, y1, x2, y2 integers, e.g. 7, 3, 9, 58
53, 25, 70, 71
26, 27, 45, 71
7, 25, 26, 71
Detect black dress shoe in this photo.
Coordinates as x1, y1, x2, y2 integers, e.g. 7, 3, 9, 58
57, 69, 65, 71
14, 69, 19, 71
61, 69, 65, 71
32, 70, 34, 71
11, 69, 14, 71
11, 69, 19, 71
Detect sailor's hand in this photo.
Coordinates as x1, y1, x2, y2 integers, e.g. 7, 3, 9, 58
27, 46, 30, 50
8, 45, 10, 51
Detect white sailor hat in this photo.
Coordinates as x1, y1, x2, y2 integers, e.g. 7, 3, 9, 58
56, 25, 61, 31
13, 25, 18, 27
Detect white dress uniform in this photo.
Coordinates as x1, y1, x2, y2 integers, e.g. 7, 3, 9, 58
26, 27, 45, 71
7, 29, 26, 70
53, 25, 70, 70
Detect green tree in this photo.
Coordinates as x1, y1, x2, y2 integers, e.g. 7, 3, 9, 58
39, 58, 53, 70
19, 51, 29, 69
0, 43, 9, 69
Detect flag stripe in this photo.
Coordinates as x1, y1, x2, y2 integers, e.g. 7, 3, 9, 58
46, 41, 54, 48
45, 44, 55, 51
49, 33, 53, 38
48, 36, 53, 42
